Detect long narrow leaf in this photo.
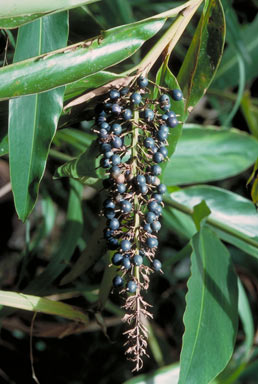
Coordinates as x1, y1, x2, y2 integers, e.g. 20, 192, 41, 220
9, 12, 68, 221
0, 18, 165, 100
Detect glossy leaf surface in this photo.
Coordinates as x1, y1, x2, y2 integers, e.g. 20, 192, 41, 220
9, 13, 68, 221
170, 185, 258, 241
179, 226, 238, 384
0, 18, 165, 99
163, 124, 258, 185
178, 0, 225, 114
0, 0, 99, 28
123, 363, 180, 384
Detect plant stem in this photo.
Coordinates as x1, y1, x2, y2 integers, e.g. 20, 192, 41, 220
164, 196, 258, 249
132, 109, 140, 282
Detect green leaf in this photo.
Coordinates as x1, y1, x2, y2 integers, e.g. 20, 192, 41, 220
0, 290, 89, 323
64, 71, 123, 101
213, 15, 258, 89
155, 62, 185, 160
0, 0, 100, 29
54, 128, 95, 152
179, 226, 238, 384
192, 200, 211, 231
123, 363, 180, 384
26, 179, 83, 294
178, 0, 225, 114
163, 124, 258, 185
54, 141, 103, 186
0, 18, 166, 99
238, 278, 254, 360
241, 92, 258, 139
9, 13, 68, 221
165, 185, 258, 258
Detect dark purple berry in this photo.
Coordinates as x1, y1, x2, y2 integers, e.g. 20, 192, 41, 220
120, 200, 132, 213
117, 183, 126, 194
157, 129, 168, 142
148, 201, 159, 212
111, 123, 122, 135
143, 108, 154, 121
159, 94, 170, 104
143, 223, 152, 233
157, 184, 166, 194
104, 208, 115, 219
120, 87, 129, 96
136, 174, 146, 185
111, 154, 121, 166
104, 199, 115, 209
139, 184, 148, 195
111, 136, 123, 148
144, 137, 155, 149
158, 146, 168, 157
100, 122, 110, 131
153, 152, 164, 164
137, 76, 148, 88
101, 143, 112, 153
98, 128, 108, 139
146, 211, 156, 223
153, 193, 163, 203
122, 257, 131, 269
167, 117, 178, 128
167, 110, 176, 118
151, 165, 162, 175
104, 150, 113, 159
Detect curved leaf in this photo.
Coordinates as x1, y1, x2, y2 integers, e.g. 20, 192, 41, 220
0, 18, 166, 99
179, 226, 238, 384
178, 0, 225, 114
163, 124, 258, 185
0, 290, 89, 323
123, 363, 180, 384
9, 12, 68, 221
0, 0, 100, 29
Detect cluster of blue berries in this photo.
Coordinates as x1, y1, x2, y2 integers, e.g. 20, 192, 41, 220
94, 76, 183, 294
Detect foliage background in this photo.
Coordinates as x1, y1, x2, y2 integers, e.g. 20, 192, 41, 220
0, 0, 258, 383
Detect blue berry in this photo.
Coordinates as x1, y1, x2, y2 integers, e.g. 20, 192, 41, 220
117, 183, 126, 194
158, 146, 168, 157
161, 103, 171, 112
112, 253, 123, 266
104, 208, 115, 219
137, 76, 148, 88
144, 137, 155, 149
136, 174, 146, 185
127, 280, 137, 293
101, 143, 112, 153
97, 115, 107, 124
161, 113, 169, 121
107, 237, 119, 250
159, 124, 169, 133
153, 259, 162, 271
123, 109, 132, 120
110, 89, 120, 100
131, 92, 142, 104
139, 184, 148, 195
120, 200, 132, 213
171, 89, 183, 101
157, 129, 168, 142
113, 275, 123, 287
98, 128, 108, 139
153, 152, 164, 164
146, 237, 158, 248
143, 108, 154, 121
111, 154, 121, 166
148, 201, 159, 212
111, 103, 121, 114
157, 184, 166, 194
111, 123, 122, 135
103, 228, 114, 238
153, 193, 163, 203
167, 117, 178, 128
104, 150, 113, 159
110, 165, 121, 177
151, 221, 161, 232
159, 94, 170, 104
167, 110, 176, 118
143, 223, 152, 233
120, 87, 129, 96
133, 254, 143, 266
146, 175, 155, 184
146, 211, 157, 223
100, 122, 110, 131
111, 136, 123, 148
108, 218, 120, 230
154, 204, 162, 216
121, 239, 132, 251
151, 164, 162, 175
100, 158, 110, 168
122, 257, 131, 269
